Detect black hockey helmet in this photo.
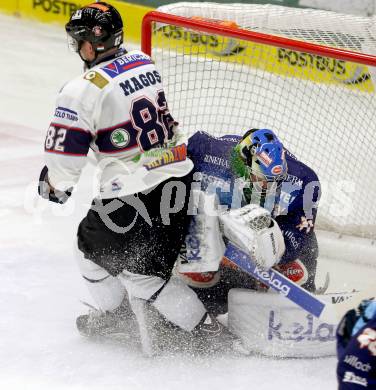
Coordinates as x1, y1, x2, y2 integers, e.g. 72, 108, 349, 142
65, 2, 123, 54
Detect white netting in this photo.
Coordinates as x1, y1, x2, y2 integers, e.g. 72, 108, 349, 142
148, 3, 376, 238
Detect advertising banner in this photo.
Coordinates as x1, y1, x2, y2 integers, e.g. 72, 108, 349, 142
1, 0, 153, 42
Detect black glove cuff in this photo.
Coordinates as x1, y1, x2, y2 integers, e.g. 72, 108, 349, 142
38, 166, 72, 204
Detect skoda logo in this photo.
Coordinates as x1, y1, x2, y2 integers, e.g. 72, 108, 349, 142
110, 128, 130, 148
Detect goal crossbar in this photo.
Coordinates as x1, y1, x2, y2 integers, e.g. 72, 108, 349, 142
142, 10, 376, 66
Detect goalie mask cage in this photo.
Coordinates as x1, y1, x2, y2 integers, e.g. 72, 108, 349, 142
141, 3, 376, 239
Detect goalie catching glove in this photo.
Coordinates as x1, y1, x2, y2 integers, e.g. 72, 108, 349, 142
219, 204, 285, 269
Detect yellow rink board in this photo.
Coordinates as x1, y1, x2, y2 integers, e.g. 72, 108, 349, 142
0, 0, 153, 43
154, 24, 374, 93
1, 1, 373, 92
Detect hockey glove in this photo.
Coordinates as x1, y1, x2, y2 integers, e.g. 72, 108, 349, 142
38, 166, 72, 204
219, 204, 285, 269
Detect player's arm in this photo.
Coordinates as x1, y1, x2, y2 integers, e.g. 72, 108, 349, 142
38, 88, 93, 203
275, 214, 318, 266
296, 164, 321, 226
38, 166, 74, 204
276, 174, 321, 263
268, 173, 321, 287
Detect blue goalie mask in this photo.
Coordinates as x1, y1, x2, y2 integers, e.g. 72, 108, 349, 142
239, 128, 287, 187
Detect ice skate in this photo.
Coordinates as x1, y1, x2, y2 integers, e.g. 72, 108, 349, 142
191, 313, 239, 354
76, 302, 138, 343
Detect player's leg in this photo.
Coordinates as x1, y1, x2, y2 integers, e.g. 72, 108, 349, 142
118, 176, 233, 352
74, 247, 135, 338
76, 248, 126, 311
76, 174, 233, 352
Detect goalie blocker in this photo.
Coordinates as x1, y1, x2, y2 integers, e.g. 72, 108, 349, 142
177, 196, 294, 313
177, 200, 285, 277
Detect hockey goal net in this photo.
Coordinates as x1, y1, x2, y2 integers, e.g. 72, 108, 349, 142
141, 2, 376, 239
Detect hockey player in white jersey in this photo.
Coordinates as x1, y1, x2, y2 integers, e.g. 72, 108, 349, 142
37, 2, 231, 354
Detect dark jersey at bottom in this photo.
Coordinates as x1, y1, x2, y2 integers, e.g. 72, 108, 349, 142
337, 314, 376, 389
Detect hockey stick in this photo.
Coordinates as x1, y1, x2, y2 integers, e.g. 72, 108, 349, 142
224, 243, 376, 321
322, 286, 375, 322
224, 243, 326, 318
315, 272, 330, 294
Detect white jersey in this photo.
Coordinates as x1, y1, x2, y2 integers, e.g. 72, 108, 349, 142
44, 48, 193, 198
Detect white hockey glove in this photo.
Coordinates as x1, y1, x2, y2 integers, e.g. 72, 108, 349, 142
219, 204, 285, 269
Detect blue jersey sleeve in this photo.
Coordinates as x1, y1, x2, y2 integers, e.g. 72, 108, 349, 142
275, 152, 321, 263
188, 131, 242, 207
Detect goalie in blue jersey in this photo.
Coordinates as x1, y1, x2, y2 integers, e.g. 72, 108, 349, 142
176, 128, 321, 314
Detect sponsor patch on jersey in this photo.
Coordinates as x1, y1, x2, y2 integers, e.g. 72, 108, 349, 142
278, 260, 307, 285
110, 129, 130, 148
101, 54, 153, 78
54, 106, 78, 122
283, 230, 299, 250
343, 371, 368, 387
344, 355, 372, 372
84, 71, 109, 89
143, 144, 187, 171
203, 153, 229, 168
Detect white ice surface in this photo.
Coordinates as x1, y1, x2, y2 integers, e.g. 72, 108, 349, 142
0, 13, 375, 390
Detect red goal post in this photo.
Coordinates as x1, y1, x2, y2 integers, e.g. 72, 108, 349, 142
142, 11, 376, 66
141, 5, 376, 239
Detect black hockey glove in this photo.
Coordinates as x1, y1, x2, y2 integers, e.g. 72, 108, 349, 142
38, 166, 72, 204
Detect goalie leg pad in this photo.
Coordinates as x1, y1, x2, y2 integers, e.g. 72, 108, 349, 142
228, 289, 343, 358
177, 189, 225, 273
